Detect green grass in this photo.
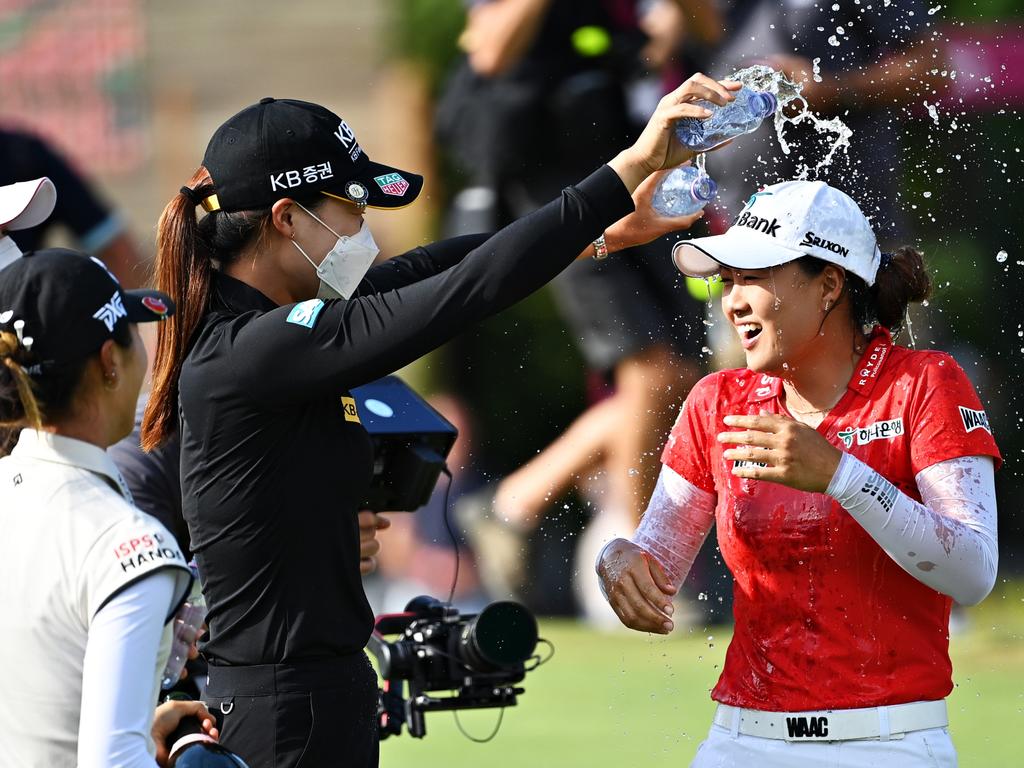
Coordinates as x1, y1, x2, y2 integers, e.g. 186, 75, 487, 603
380, 582, 1024, 767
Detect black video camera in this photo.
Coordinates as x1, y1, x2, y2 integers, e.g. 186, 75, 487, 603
368, 596, 542, 739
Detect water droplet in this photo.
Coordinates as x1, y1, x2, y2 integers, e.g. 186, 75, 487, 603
996, 250, 1008, 263
628, 468, 639, 477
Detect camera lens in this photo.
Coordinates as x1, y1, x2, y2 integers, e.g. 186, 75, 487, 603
460, 601, 538, 670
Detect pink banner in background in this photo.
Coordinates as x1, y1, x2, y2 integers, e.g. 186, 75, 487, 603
0, 0, 147, 174
937, 23, 1024, 110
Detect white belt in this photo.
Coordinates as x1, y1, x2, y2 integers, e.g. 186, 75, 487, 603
713, 700, 948, 742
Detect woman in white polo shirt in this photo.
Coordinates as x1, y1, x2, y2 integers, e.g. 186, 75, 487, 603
598, 180, 999, 767
0, 245, 216, 767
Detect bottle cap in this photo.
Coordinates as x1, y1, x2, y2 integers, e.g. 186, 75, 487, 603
690, 175, 718, 203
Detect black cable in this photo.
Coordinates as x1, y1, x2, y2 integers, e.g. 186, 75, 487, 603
524, 637, 555, 671
453, 707, 505, 743
440, 467, 459, 606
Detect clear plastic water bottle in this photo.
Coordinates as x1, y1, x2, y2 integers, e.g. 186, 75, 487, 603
674, 86, 778, 151
161, 561, 207, 690
652, 166, 718, 217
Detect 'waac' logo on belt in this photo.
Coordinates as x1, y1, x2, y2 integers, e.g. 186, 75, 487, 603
340, 396, 361, 424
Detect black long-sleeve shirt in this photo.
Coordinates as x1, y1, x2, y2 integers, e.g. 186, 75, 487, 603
179, 165, 633, 665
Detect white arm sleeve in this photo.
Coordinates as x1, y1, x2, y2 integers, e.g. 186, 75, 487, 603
78, 570, 178, 768
631, 464, 717, 589
826, 454, 998, 606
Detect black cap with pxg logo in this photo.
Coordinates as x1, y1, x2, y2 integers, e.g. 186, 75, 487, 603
200, 97, 423, 213
0, 248, 174, 373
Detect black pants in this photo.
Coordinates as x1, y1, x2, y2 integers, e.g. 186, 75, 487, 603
206, 653, 379, 768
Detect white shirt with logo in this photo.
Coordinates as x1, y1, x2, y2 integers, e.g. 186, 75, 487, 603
0, 430, 190, 767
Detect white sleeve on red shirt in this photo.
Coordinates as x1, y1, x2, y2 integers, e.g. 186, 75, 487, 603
826, 453, 998, 606
631, 464, 717, 589
78, 570, 177, 768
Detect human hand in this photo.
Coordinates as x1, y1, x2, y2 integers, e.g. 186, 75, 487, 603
717, 412, 842, 493
152, 700, 219, 767
177, 623, 205, 681
596, 538, 676, 634
359, 510, 391, 575
609, 74, 741, 190
608, 167, 707, 249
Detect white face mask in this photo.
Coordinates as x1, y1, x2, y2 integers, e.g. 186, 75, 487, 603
0, 233, 23, 272
290, 203, 379, 300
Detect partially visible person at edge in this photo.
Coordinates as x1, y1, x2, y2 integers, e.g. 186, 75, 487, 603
598, 181, 999, 767
140, 76, 741, 768
0, 242, 218, 766
0, 127, 149, 287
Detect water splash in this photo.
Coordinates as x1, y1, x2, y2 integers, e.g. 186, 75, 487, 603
728, 64, 853, 178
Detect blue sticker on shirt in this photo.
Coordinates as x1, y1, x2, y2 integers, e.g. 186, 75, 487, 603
286, 299, 325, 329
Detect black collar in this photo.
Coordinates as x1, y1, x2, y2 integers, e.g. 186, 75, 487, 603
211, 271, 279, 315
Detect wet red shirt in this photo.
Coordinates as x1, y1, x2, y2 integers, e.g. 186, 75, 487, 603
662, 327, 1001, 711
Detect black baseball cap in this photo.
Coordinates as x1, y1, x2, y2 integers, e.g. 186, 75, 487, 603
200, 97, 423, 213
0, 248, 174, 371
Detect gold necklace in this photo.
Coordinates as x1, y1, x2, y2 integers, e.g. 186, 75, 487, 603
787, 404, 832, 416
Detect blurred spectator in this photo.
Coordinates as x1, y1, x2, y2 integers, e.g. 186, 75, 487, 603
440, 0, 706, 627
677, 0, 938, 243
0, 126, 148, 286
372, 394, 488, 613
109, 396, 190, 555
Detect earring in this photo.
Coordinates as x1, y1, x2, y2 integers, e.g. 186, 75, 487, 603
104, 370, 118, 390
824, 300, 831, 313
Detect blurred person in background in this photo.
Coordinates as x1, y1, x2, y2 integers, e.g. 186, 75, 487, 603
0, 244, 216, 767
141, 81, 732, 767
675, 0, 938, 242
442, 0, 709, 628
598, 181, 1000, 767
0, 126, 149, 287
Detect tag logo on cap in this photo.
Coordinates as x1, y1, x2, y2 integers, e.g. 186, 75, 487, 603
93, 291, 127, 332
142, 296, 170, 317
374, 173, 409, 197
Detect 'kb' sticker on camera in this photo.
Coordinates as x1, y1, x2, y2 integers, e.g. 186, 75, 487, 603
837, 417, 903, 449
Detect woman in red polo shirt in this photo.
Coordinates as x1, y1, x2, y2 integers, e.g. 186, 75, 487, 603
598, 180, 1000, 767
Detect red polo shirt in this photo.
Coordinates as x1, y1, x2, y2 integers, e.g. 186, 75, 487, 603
662, 327, 1001, 711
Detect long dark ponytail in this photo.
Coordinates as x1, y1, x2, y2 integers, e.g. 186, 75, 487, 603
141, 168, 272, 450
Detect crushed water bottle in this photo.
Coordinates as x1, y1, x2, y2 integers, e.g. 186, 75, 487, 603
652, 165, 718, 217
161, 561, 207, 690
674, 86, 778, 152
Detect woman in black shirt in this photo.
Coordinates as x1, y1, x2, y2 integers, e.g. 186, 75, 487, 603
142, 75, 738, 767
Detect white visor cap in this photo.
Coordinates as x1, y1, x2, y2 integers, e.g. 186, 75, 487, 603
0, 177, 56, 232
672, 180, 882, 286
